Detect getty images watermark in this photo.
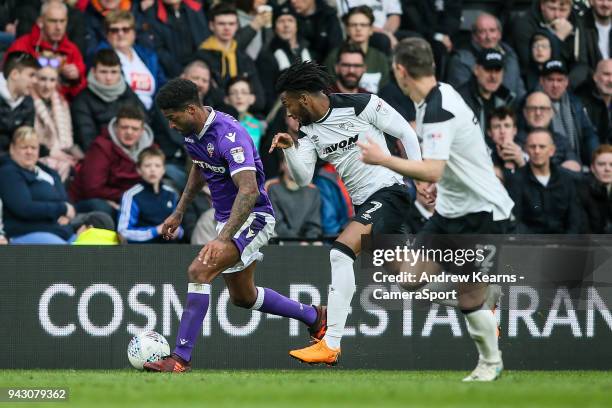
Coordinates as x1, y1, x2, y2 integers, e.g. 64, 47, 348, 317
368, 240, 522, 302
359, 234, 611, 309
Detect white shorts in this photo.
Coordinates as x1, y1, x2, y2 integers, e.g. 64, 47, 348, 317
215, 212, 276, 274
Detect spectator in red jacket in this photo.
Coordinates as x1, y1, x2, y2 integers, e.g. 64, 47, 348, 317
69, 104, 153, 216
7, 0, 87, 100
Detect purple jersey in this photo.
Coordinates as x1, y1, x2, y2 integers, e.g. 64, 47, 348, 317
183, 109, 274, 222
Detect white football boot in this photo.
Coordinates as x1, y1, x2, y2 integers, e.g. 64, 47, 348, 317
463, 353, 503, 382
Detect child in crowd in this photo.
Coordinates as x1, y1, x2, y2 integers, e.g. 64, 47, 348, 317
225, 76, 265, 150
117, 147, 183, 243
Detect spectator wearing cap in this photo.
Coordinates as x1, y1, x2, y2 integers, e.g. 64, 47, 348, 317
578, 144, 612, 233
518, 91, 582, 172
0, 52, 38, 154
7, 0, 87, 99
142, 0, 210, 78
195, 3, 266, 114
506, 127, 583, 234
576, 58, 612, 144
447, 13, 525, 99
539, 58, 599, 165
457, 49, 517, 136
235, 0, 273, 61
256, 5, 312, 112
289, 0, 343, 63
323, 6, 390, 93
329, 43, 370, 94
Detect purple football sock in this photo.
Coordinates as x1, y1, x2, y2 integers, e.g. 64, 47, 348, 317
173, 283, 210, 362
252, 287, 317, 326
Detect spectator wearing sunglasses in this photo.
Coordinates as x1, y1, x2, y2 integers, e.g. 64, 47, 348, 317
83, 0, 145, 65
7, 0, 87, 100
97, 9, 166, 112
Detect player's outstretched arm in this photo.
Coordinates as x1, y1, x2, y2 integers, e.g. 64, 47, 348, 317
361, 95, 422, 161
358, 137, 445, 183
269, 132, 317, 186
162, 165, 205, 239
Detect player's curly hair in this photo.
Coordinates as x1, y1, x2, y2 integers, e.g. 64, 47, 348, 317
155, 78, 201, 112
275, 61, 333, 94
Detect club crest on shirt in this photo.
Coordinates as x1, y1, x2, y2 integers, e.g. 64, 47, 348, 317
207, 143, 215, 157
426, 132, 443, 149
376, 99, 389, 115
230, 147, 245, 163
338, 121, 354, 131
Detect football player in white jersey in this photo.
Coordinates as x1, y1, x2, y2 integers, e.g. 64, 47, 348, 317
270, 61, 422, 366
358, 38, 514, 381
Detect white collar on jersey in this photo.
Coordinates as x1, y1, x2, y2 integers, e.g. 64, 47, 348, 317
196, 107, 216, 139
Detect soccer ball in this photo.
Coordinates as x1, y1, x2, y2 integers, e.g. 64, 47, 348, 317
127, 331, 170, 370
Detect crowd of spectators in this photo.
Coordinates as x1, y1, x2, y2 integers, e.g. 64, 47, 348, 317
0, 0, 611, 245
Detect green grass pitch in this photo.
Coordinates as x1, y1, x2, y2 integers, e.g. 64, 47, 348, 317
1, 370, 611, 408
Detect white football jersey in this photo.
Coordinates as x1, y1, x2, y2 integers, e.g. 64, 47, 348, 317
284, 93, 421, 205
417, 83, 514, 220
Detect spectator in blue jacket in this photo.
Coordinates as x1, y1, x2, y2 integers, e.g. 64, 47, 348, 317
99, 9, 167, 111
0, 126, 76, 244
117, 146, 183, 243
312, 162, 353, 237
83, 0, 149, 66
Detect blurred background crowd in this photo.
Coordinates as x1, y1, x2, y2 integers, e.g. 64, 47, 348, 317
0, 0, 610, 245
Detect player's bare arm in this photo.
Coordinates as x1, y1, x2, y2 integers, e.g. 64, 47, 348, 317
199, 170, 259, 265
357, 137, 446, 183
162, 165, 205, 240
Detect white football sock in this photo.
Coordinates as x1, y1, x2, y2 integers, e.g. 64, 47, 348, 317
322, 249, 356, 349
463, 309, 501, 363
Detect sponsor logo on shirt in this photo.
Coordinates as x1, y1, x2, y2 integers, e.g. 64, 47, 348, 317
129, 72, 152, 92
225, 132, 236, 142
322, 134, 359, 155
230, 147, 245, 164
193, 159, 226, 173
